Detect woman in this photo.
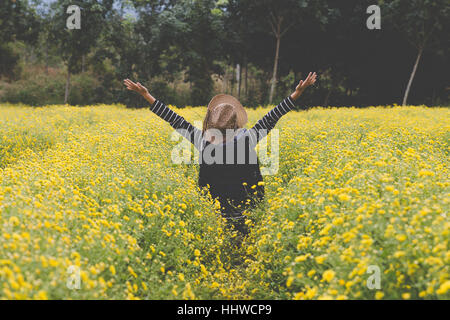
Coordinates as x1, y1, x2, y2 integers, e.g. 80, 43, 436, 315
124, 72, 317, 237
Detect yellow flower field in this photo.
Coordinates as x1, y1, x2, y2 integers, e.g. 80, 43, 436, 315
0, 103, 449, 300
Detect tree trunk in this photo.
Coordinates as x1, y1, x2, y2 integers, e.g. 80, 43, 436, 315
244, 59, 248, 98
223, 70, 227, 94
236, 63, 241, 99
231, 66, 235, 96
323, 89, 331, 107
402, 47, 423, 106
82, 55, 86, 73
64, 71, 71, 104
45, 37, 49, 75
269, 34, 281, 104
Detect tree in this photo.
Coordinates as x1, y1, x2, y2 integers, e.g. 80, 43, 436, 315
34, 1, 54, 75
50, 0, 114, 103
0, 0, 40, 77
171, 0, 225, 105
382, 0, 450, 105
222, 0, 260, 102
231, 0, 328, 103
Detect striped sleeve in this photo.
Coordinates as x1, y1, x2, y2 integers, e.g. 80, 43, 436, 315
247, 96, 295, 145
150, 100, 203, 149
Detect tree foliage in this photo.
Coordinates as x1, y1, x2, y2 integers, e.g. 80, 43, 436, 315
0, 0, 448, 106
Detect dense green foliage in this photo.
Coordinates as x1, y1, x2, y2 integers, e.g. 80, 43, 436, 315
0, 0, 448, 107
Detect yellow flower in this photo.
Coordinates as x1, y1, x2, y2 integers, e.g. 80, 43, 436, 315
402, 293, 411, 300
295, 254, 309, 263
322, 270, 335, 283
315, 256, 326, 264
338, 193, 351, 201
128, 266, 137, 278
109, 265, 116, 275
286, 277, 294, 287
9, 216, 20, 226
0, 103, 447, 300
35, 291, 48, 300
436, 281, 450, 295
375, 292, 384, 300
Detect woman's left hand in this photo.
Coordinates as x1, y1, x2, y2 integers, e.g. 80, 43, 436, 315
291, 72, 317, 100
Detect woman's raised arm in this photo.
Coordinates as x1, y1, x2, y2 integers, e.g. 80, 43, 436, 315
247, 72, 317, 146
124, 79, 202, 149
246, 96, 295, 146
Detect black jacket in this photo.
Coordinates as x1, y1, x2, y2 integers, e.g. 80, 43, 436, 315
148, 96, 295, 216
198, 131, 264, 215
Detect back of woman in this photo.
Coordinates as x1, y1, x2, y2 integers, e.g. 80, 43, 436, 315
198, 130, 265, 218
123, 72, 317, 238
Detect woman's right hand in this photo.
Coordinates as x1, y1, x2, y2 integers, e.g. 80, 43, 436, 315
124, 79, 156, 104
124, 79, 149, 96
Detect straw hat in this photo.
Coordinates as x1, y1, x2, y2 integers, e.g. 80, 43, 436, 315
206, 94, 248, 131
